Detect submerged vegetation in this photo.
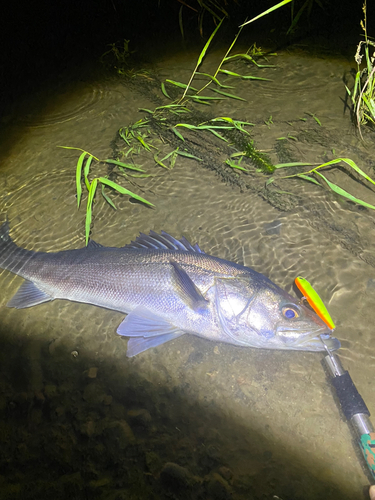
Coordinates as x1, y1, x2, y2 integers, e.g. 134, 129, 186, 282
59, 146, 154, 244
66, 0, 375, 241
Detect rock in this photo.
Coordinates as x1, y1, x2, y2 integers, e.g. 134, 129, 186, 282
87, 367, 98, 379
160, 462, 201, 496
82, 382, 107, 405
145, 451, 162, 476
127, 408, 152, 427
80, 419, 96, 437
218, 466, 233, 481
205, 472, 232, 500
102, 419, 135, 449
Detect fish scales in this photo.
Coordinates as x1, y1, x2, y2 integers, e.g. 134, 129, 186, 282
0, 221, 340, 356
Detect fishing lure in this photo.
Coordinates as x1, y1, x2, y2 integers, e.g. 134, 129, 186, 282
295, 276, 335, 330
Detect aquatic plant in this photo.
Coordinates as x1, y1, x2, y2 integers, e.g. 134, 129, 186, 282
345, 1, 375, 137
100, 39, 151, 79
59, 147, 154, 244
267, 157, 375, 210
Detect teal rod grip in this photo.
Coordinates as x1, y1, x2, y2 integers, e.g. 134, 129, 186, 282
360, 433, 375, 480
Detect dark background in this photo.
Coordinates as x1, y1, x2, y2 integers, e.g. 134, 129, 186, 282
0, 0, 371, 116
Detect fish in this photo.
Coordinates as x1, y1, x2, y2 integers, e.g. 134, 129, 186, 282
0, 220, 340, 357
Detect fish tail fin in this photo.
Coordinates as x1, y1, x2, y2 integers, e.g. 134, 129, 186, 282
0, 220, 33, 274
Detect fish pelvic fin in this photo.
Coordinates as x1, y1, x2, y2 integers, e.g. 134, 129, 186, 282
170, 260, 208, 311
117, 306, 185, 357
7, 280, 53, 308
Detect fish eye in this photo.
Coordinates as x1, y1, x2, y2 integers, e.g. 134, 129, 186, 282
282, 306, 299, 319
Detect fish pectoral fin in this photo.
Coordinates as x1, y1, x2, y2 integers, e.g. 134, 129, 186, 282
7, 280, 53, 309
170, 260, 208, 311
117, 306, 185, 357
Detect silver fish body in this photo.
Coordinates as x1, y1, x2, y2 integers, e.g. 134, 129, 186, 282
0, 221, 340, 356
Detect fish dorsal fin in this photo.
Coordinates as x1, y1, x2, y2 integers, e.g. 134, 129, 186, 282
87, 239, 104, 249
123, 230, 205, 253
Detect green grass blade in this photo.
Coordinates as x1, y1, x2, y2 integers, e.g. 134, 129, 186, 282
195, 72, 235, 88
76, 152, 86, 208
211, 117, 255, 127
274, 162, 314, 168
166, 80, 198, 91
315, 171, 375, 209
339, 158, 375, 186
297, 173, 321, 185
58, 146, 99, 161
155, 104, 191, 111
101, 184, 117, 210
83, 155, 93, 191
154, 153, 170, 169
218, 69, 271, 81
181, 17, 225, 101
313, 158, 375, 186
85, 178, 98, 245
223, 54, 274, 68
98, 177, 154, 207
209, 88, 246, 101
138, 108, 155, 114
135, 136, 152, 151
161, 151, 175, 161
208, 129, 228, 142
170, 151, 178, 169
175, 150, 202, 161
171, 127, 185, 141
161, 82, 172, 99
226, 159, 248, 172
190, 95, 226, 101
104, 159, 145, 172
240, 0, 293, 27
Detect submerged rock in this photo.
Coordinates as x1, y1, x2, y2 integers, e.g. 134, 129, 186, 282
160, 462, 202, 497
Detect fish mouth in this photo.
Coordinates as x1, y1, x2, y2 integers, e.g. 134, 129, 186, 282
277, 325, 341, 351
297, 333, 341, 351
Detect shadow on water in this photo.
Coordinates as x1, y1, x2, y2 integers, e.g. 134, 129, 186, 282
0, 316, 370, 500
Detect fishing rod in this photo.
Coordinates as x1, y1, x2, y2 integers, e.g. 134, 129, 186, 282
295, 277, 375, 482
321, 337, 375, 481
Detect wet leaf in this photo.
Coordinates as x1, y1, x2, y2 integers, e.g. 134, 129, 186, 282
175, 150, 202, 161
98, 177, 154, 207
171, 127, 185, 141
76, 152, 86, 208
104, 159, 145, 172
297, 174, 320, 185
240, 0, 293, 27
101, 184, 117, 210
161, 82, 171, 99
315, 171, 375, 209
86, 178, 98, 245
83, 155, 93, 191
274, 162, 314, 168
209, 88, 246, 101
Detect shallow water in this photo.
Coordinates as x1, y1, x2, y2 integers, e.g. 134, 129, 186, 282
1, 43, 375, 499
